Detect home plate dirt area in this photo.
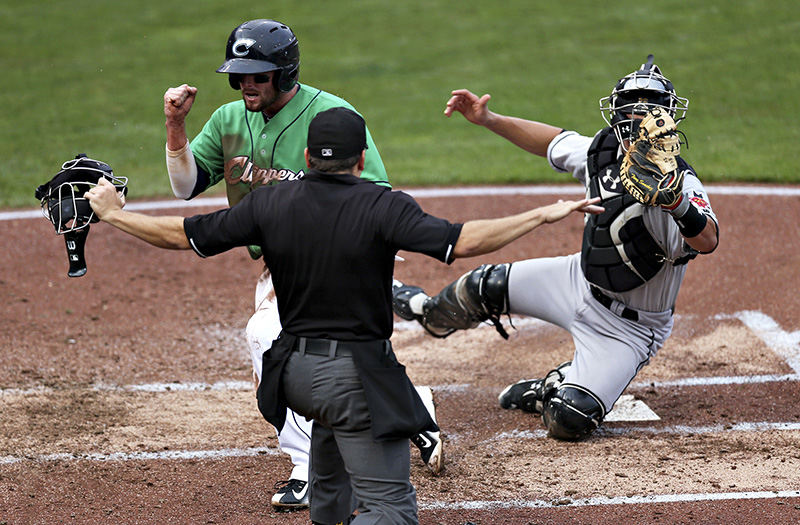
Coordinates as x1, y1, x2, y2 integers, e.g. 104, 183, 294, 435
2, 185, 800, 524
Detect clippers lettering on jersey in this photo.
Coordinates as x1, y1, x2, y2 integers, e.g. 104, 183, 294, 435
225, 156, 305, 187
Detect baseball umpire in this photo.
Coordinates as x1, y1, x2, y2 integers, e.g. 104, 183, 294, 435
392, 55, 719, 441
162, 19, 442, 507
84, 107, 601, 524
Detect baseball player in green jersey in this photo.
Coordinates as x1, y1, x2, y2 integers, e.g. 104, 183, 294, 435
162, 19, 443, 510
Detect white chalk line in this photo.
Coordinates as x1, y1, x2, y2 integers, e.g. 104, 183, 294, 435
716, 311, 800, 374
2, 310, 798, 397
492, 421, 800, 442
2, 419, 797, 467
0, 446, 279, 466
5, 184, 800, 222
418, 489, 800, 511
2, 310, 796, 398
3, 371, 797, 398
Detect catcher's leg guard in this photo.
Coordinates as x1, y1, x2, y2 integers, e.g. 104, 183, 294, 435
541, 385, 605, 441
420, 263, 512, 338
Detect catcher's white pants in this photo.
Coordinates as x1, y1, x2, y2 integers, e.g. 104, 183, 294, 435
246, 270, 312, 482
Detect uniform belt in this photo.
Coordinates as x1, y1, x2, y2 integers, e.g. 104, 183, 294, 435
590, 286, 639, 322
294, 337, 354, 358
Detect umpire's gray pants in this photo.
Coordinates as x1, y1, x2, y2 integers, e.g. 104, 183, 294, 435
282, 350, 418, 525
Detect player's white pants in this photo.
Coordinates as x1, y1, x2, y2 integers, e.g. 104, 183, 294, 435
507, 252, 674, 412
246, 270, 312, 482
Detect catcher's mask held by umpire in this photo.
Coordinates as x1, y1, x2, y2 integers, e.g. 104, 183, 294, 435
216, 19, 300, 92
599, 54, 689, 145
35, 154, 128, 278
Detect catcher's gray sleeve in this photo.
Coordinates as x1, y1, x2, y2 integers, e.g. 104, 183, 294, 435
547, 130, 594, 182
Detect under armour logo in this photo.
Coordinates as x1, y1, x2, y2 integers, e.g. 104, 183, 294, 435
602, 167, 618, 189
232, 38, 256, 57
321, 148, 333, 157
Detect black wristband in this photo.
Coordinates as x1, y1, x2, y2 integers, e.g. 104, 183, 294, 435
674, 203, 707, 238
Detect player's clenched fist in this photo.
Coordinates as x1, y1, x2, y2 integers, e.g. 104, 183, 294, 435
163, 84, 198, 120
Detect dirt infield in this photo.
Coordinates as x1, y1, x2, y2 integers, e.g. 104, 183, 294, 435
2, 186, 800, 524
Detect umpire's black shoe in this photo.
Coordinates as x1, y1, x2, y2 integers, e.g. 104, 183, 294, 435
498, 361, 572, 414
392, 279, 427, 321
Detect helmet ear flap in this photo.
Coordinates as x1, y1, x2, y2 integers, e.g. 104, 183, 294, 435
273, 63, 300, 92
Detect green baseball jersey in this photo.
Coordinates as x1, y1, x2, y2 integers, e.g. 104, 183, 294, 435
190, 83, 389, 208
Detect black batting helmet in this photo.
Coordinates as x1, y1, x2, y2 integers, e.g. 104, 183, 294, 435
216, 19, 300, 92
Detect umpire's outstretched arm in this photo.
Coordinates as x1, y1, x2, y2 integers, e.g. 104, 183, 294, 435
85, 179, 189, 250
86, 177, 602, 255
452, 198, 602, 259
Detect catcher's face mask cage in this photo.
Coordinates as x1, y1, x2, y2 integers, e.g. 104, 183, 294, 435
599, 55, 689, 145
36, 156, 128, 234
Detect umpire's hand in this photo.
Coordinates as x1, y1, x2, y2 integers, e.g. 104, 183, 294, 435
85, 178, 125, 221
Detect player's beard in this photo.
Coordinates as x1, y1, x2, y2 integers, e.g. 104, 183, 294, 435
242, 90, 279, 113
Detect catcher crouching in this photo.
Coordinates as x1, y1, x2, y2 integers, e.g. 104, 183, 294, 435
391, 54, 719, 441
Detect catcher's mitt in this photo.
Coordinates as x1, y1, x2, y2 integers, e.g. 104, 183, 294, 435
619, 108, 683, 208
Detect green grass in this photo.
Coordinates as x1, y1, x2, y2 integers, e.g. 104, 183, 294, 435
2, 0, 798, 208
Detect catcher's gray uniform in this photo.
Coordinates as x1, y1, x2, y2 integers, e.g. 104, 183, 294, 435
393, 56, 719, 441
510, 128, 717, 412
394, 126, 717, 441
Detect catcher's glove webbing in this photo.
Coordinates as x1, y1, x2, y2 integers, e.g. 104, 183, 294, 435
619, 108, 683, 208
35, 154, 127, 277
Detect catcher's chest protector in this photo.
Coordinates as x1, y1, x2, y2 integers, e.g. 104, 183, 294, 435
581, 127, 666, 292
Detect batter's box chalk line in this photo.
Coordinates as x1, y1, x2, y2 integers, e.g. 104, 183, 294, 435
716, 311, 800, 374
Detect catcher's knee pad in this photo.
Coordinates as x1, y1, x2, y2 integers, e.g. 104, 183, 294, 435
462, 263, 511, 317
421, 263, 511, 337
542, 385, 605, 441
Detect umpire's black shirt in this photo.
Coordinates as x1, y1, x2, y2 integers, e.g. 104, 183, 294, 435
184, 170, 462, 341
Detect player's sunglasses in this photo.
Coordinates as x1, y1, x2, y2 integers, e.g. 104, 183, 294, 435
231, 73, 272, 85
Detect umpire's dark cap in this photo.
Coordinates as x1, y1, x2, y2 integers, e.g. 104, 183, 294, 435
307, 107, 368, 160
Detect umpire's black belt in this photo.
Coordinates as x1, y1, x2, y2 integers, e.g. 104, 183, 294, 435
590, 286, 639, 322
293, 337, 355, 358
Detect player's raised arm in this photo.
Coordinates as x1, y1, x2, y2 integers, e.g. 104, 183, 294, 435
444, 88, 563, 157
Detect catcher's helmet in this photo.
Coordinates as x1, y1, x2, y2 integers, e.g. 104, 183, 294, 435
35, 154, 127, 234
35, 154, 128, 278
216, 19, 300, 92
599, 54, 688, 144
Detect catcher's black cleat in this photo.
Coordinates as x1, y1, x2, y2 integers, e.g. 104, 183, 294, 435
498, 379, 544, 413
498, 361, 572, 414
392, 279, 427, 321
